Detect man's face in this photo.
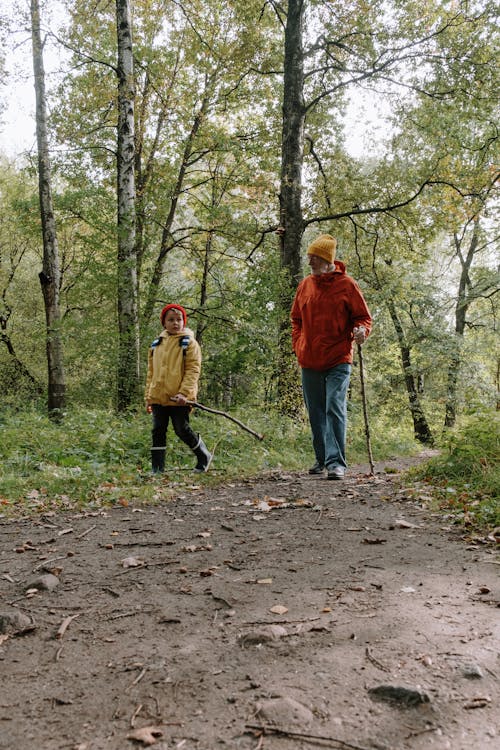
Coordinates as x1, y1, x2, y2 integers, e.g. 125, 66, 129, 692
308, 254, 330, 275
164, 310, 184, 333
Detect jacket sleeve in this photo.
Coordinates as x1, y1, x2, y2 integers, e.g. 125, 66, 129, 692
349, 282, 372, 337
290, 288, 302, 352
144, 349, 154, 402
179, 338, 202, 398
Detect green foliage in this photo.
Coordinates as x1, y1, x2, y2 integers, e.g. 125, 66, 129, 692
407, 413, 500, 531
0, 403, 418, 517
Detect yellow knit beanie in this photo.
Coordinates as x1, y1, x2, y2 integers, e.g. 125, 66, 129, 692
306, 234, 337, 264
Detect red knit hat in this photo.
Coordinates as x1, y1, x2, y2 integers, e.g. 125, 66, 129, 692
160, 304, 187, 326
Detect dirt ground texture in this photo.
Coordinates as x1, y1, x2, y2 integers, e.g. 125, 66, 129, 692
0, 456, 499, 750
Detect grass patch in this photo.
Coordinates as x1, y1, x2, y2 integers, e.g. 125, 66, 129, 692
0, 404, 417, 518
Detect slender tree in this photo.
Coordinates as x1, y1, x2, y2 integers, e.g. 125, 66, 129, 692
30, 0, 66, 417
116, 0, 139, 410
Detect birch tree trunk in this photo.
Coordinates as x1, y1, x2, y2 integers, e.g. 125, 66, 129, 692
444, 220, 479, 428
116, 0, 139, 410
30, 0, 66, 418
277, 0, 306, 415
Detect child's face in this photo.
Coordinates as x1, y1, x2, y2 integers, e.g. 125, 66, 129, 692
164, 309, 184, 333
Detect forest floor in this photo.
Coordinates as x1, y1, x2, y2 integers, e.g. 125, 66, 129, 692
0, 453, 499, 750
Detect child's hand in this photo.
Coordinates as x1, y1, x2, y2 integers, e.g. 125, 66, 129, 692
146, 403, 152, 414
172, 393, 187, 405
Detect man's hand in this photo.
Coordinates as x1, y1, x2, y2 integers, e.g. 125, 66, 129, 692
353, 326, 367, 345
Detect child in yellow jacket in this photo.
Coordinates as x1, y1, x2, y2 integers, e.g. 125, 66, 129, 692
145, 304, 211, 473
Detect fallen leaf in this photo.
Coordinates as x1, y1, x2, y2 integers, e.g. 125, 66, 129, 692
394, 519, 420, 529
254, 501, 271, 511
126, 725, 164, 745
266, 496, 287, 506
269, 605, 288, 615
121, 556, 145, 568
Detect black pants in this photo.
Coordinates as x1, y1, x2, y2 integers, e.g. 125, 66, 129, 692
151, 404, 198, 450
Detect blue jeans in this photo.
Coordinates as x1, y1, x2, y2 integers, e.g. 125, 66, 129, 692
301, 364, 352, 469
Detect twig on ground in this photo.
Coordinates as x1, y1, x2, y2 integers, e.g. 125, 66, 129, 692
130, 703, 143, 728
76, 525, 97, 539
33, 555, 66, 572
404, 725, 438, 740
55, 613, 80, 640
126, 667, 147, 693
245, 723, 370, 749
243, 616, 321, 626
365, 646, 390, 672
106, 610, 153, 621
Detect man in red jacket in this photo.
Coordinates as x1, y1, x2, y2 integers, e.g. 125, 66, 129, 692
291, 234, 372, 479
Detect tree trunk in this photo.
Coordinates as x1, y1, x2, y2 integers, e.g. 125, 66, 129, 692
116, 0, 139, 411
387, 300, 433, 445
195, 229, 213, 349
277, 0, 306, 415
30, 0, 66, 419
444, 222, 479, 428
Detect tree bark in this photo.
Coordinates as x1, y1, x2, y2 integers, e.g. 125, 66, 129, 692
30, 0, 66, 418
116, 0, 139, 410
387, 299, 433, 445
277, 0, 306, 415
444, 220, 479, 428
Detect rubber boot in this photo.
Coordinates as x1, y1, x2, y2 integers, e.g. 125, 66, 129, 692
192, 435, 211, 473
151, 447, 166, 474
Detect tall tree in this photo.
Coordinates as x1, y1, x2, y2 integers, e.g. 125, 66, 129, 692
275, 0, 306, 413
30, 0, 66, 417
116, 0, 139, 410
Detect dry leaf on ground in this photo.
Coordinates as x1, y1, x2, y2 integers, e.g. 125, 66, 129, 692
126, 725, 164, 745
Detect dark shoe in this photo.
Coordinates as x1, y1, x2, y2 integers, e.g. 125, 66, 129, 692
308, 462, 325, 475
327, 466, 345, 480
151, 448, 166, 473
193, 436, 212, 472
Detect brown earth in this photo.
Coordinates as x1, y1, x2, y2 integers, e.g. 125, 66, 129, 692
0, 455, 499, 750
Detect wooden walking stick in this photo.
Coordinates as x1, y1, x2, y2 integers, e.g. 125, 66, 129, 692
357, 343, 375, 475
186, 401, 264, 441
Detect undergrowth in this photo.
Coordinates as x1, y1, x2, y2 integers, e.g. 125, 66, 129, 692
0, 404, 416, 518
405, 413, 499, 532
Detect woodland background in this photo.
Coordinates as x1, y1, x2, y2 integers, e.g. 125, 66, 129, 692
0, 1, 498, 522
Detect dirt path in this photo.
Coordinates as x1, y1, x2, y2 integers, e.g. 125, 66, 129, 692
0, 458, 498, 750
